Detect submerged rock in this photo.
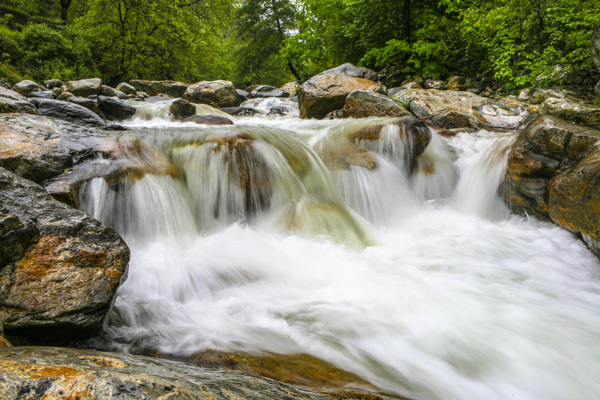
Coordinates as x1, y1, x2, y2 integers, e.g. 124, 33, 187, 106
299, 73, 385, 119
183, 80, 241, 108
221, 106, 260, 116
0, 87, 36, 114
0, 347, 398, 400
183, 114, 234, 125
130, 79, 189, 97
0, 168, 129, 342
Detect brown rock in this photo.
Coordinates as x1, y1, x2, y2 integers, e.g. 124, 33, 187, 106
446, 76, 466, 90
338, 90, 412, 119
0, 168, 129, 342
541, 97, 600, 125
65, 78, 102, 97
281, 81, 301, 96
169, 98, 197, 120
183, 80, 241, 108
299, 73, 385, 119
130, 79, 189, 97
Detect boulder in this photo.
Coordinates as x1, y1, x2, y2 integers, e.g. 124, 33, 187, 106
26, 91, 55, 99
299, 73, 385, 119
395, 89, 529, 130
99, 85, 128, 99
0, 78, 12, 90
68, 96, 100, 115
236, 88, 249, 101
183, 114, 233, 125
57, 91, 74, 101
0, 168, 129, 342
183, 80, 241, 108
30, 98, 106, 127
319, 63, 380, 82
336, 90, 412, 118
0, 114, 117, 183
281, 81, 301, 97
250, 85, 290, 98
115, 82, 137, 96
12, 80, 39, 96
593, 23, 600, 71
541, 97, 600, 125
98, 96, 137, 121
169, 98, 197, 120
426, 79, 446, 90
0, 87, 37, 114
65, 78, 102, 97
0, 347, 396, 400
130, 79, 189, 97
43, 79, 63, 90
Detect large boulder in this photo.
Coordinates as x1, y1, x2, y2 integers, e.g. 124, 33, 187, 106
68, 96, 101, 115
170, 98, 197, 120
130, 79, 189, 97
395, 89, 529, 130
0, 114, 117, 183
501, 115, 600, 256
30, 98, 106, 127
336, 90, 412, 118
318, 63, 380, 82
0, 347, 395, 400
541, 97, 600, 125
116, 82, 137, 96
65, 78, 102, 97
0, 87, 36, 114
0, 168, 129, 342
99, 85, 128, 99
12, 80, 40, 96
298, 73, 385, 119
183, 80, 241, 108
249, 85, 289, 98
590, 23, 600, 71
98, 96, 137, 121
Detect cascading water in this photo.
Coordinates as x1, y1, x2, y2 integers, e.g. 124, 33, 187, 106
80, 104, 600, 400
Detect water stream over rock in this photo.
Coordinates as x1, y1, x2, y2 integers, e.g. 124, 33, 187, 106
79, 103, 600, 400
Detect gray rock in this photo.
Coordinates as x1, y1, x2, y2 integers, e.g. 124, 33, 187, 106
0, 87, 37, 114
130, 79, 189, 97
98, 96, 137, 121
0, 347, 395, 400
221, 107, 259, 116
236, 88, 249, 101
541, 97, 600, 125
100, 85, 128, 99
68, 96, 100, 115
337, 89, 412, 118
183, 80, 241, 108
0, 168, 129, 343
116, 82, 137, 96
318, 63, 380, 82
425, 79, 446, 90
12, 80, 40, 96
169, 98, 197, 120
0, 78, 11, 90
250, 85, 290, 98
65, 78, 102, 97
43, 79, 63, 89
26, 90, 55, 99
30, 98, 106, 127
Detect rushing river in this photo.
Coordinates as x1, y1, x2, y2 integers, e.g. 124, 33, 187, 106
81, 99, 600, 400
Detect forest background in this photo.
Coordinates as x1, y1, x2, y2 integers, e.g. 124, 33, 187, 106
1, 0, 599, 92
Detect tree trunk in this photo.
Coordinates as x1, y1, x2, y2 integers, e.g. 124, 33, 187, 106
60, 0, 72, 23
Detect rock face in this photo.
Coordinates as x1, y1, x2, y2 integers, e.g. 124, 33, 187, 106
591, 23, 600, 71
0, 347, 397, 400
183, 80, 241, 108
30, 98, 106, 127
337, 90, 412, 118
501, 115, 600, 256
0, 114, 117, 183
0, 168, 129, 342
130, 79, 189, 97
65, 78, 102, 97
396, 89, 528, 130
0, 87, 37, 114
299, 74, 385, 119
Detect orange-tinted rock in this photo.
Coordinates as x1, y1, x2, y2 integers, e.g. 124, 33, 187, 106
299, 73, 385, 119
281, 81, 301, 96
0, 347, 399, 400
0, 168, 129, 343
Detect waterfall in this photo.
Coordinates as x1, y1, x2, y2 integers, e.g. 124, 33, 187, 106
79, 111, 600, 400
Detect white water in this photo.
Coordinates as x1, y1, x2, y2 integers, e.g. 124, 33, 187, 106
81, 107, 600, 400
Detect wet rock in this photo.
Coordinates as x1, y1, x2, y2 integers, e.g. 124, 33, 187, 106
237, 88, 249, 101
30, 98, 106, 127
116, 82, 136, 96
170, 98, 197, 120
183, 80, 241, 108
250, 85, 290, 98
0, 168, 129, 342
319, 63, 380, 82
501, 115, 600, 221
541, 97, 600, 125
299, 73, 385, 119
129, 79, 189, 97
0, 87, 37, 114
281, 81, 301, 97
98, 96, 136, 121
43, 79, 63, 90
27, 90, 55, 99
337, 90, 412, 119
0, 114, 117, 183
183, 114, 234, 125
0, 347, 397, 400
268, 106, 287, 115
65, 78, 102, 97
396, 89, 529, 130
221, 107, 259, 116
316, 139, 378, 171
593, 23, 600, 71
99, 85, 128, 99
12, 80, 40, 96
68, 96, 100, 115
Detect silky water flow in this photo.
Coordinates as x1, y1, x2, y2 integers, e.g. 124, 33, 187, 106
79, 102, 600, 400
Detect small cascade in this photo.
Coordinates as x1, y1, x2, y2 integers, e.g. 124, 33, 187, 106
241, 97, 299, 116
126, 99, 175, 120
